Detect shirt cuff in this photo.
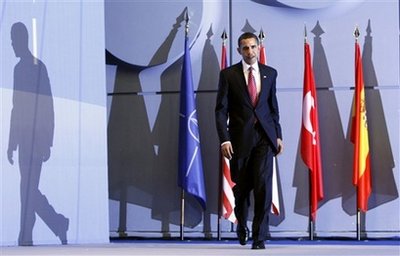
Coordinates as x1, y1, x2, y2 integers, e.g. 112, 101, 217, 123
221, 141, 231, 147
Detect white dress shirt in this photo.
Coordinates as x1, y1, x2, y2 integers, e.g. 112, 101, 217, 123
242, 60, 261, 95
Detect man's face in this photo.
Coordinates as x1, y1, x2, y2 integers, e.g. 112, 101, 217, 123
11, 27, 28, 58
237, 38, 259, 65
11, 32, 20, 57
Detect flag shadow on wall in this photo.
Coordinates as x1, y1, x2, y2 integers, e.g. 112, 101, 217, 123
107, 8, 205, 236
196, 24, 222, 236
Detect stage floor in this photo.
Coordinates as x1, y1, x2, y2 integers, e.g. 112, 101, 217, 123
1, 239, 399, 256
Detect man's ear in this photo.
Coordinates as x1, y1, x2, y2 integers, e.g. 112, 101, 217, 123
237, 47, 241, 54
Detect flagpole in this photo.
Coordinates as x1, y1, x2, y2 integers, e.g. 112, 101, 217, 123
217, 30, 229, 241
179, 9, 190, 241
353, 25, 361, 241
309, 175, 315, 240
217, 155, 222, 241
180, 189, 185, 240
258, 28, 265, 64
304, 25, 315, 241
356, 208, 361, 240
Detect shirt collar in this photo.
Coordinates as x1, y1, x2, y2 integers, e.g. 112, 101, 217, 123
242, 60, 259, 73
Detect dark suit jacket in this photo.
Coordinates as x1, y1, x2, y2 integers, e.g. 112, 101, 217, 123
215, 61, 282, 158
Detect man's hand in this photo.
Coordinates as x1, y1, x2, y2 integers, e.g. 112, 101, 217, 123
221, 142, 234, 160
42, 148, 51, 162
277, 138, 284, 155
7, 149, 14, 165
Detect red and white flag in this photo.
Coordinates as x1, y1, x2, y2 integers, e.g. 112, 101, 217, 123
301, 42, 324, 221
259, 42, 267, 66
220, 31, 237, 223
259, 36, 280, 215
221, 155, 236, 222
350, 38, 371, 212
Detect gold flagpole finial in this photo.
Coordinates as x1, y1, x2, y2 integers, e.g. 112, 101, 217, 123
354, 26, 360, 41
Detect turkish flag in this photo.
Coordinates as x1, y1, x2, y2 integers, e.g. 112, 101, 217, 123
301, 42, 324, 221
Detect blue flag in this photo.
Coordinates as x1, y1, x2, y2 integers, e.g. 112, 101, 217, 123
178, 35, 206, 210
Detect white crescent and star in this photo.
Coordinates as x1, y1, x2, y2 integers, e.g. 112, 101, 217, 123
302, 91, 317, 145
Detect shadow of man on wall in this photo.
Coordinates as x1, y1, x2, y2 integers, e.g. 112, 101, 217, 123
7, 22, 69, 246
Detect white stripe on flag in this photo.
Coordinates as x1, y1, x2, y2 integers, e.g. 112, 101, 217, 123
271, 156, 280, 215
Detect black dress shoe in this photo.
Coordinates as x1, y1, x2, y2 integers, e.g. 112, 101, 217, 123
236, 227, 249, 246
251, 240, 265, 250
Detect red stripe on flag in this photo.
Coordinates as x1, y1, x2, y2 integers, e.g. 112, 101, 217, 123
221, 43, 227, 70
221, 155, 237, 223
259, 44, 267, 65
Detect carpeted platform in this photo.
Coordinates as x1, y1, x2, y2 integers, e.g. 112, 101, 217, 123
1, 239, 399, 256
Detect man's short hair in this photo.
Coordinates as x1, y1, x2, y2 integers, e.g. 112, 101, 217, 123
238, 32, 259, 47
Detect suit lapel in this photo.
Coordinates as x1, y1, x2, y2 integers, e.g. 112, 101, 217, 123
258, 64, 270, 105
234, 63, 253, 106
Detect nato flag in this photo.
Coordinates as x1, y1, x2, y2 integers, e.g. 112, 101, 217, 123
178, 35, 206, 210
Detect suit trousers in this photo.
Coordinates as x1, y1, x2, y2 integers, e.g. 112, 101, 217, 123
231, 122, 274, 242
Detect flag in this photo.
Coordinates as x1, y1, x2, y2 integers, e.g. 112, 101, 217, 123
301, 42, 324, 221
270, 157, 280, 215
219, 35, 237, 223
259, 41, 267, 65
350, 40, 371, 212
259, 38, 280, 216
220, 37, 227, 70
221, 155, 237, 222
178, 34, 206, 210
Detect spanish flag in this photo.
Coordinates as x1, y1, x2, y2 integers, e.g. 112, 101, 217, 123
350, 39, 371, 212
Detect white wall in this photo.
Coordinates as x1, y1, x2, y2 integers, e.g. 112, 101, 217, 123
1, 1, 109, 245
